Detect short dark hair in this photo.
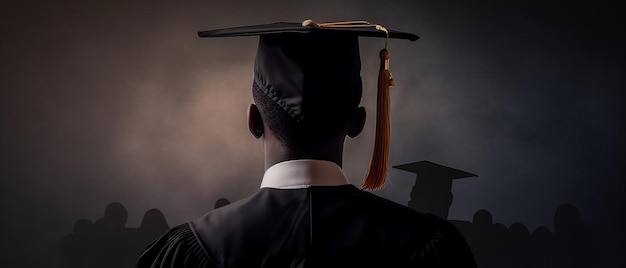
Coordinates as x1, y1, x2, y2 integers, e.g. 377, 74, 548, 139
252, 82, 361, 149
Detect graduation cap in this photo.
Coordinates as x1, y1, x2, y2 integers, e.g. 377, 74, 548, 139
199, 20, 418, 190
394, 161, 476, 219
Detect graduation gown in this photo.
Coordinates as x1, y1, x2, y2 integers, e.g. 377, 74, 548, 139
136, 184, 476, 267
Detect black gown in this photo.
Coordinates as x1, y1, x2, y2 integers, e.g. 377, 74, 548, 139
136, 185, 476, 267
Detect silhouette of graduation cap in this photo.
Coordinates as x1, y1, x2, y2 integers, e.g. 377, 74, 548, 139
394, 161, 477, 180
199, 20, 418, 190
394, 161, 476, 219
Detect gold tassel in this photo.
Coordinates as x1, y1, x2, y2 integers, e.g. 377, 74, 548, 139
362, 48, 394, 190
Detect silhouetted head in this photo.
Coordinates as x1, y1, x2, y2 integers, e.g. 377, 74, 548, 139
140, 209, 169, 233
509, 222, 531, 242
554, 203, 581, 233
532, 226, 552, 242
103, 202, 127, 228
473, 209, 493, 226
214, 198, 231, 209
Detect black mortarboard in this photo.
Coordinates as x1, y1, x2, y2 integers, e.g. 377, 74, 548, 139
199, 20, 418, 190
198, 21, 418, 40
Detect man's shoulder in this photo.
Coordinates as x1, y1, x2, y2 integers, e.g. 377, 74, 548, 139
189, 187, 311, 245
312, 185, 439, 225
361, 189, 452, 226
136, 223, 211, 267
182, 185, 475, 267
190, 185, 449, 231
192, 185, 444, 229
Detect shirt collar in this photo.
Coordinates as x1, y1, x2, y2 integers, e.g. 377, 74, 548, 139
260, 159, 350, 189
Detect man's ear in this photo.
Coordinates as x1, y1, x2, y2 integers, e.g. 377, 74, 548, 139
248, 104, 264, 139
347, 106, 366, 138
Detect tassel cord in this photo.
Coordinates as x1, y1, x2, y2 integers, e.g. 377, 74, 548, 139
362, 49, 392, 190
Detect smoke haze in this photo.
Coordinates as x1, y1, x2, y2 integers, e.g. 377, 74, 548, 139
1, 0, 624, 266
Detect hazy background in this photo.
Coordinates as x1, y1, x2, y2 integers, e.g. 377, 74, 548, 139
1, 0, 624, 267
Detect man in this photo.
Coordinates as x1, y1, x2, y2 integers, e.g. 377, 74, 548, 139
137, 21, 476, 267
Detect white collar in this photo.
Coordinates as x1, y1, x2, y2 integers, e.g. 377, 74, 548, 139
260, 159, 350, 189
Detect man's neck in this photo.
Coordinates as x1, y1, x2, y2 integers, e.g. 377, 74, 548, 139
263, 140, 344, 170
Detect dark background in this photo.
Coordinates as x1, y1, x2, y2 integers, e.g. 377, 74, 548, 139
1, 0, 624, 267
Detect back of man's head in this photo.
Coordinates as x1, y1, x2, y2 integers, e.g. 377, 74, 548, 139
251, 32, 363, 150
252, 82, 361, 150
